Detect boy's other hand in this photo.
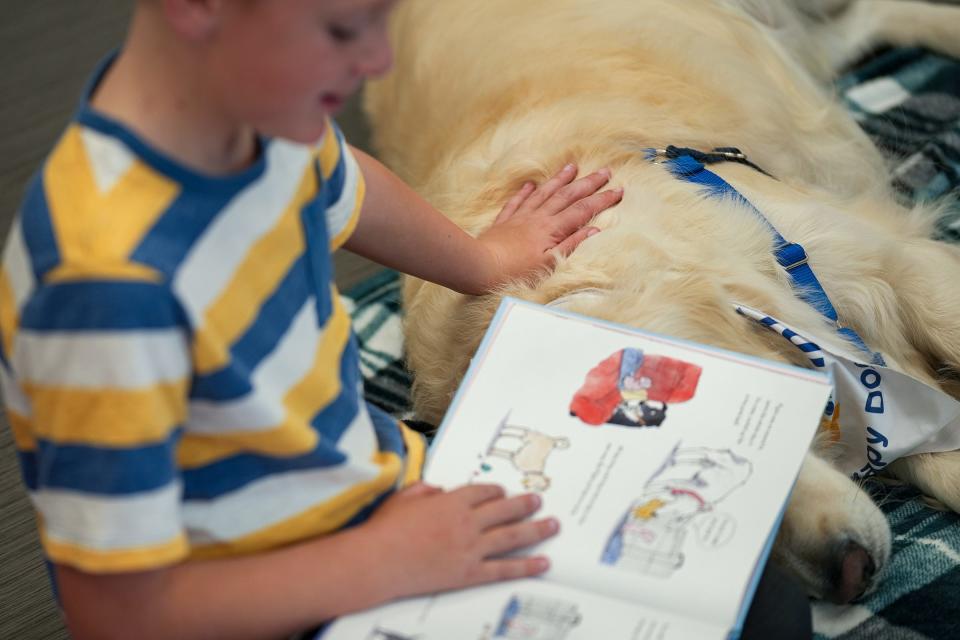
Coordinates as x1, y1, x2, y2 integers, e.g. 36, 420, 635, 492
476, 164, 623, 290
361, 482, 559, 601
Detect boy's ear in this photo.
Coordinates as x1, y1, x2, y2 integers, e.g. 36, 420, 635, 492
160, 0, 226, 41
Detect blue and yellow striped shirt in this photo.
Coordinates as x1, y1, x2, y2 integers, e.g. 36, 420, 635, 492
0, 74, 425, 574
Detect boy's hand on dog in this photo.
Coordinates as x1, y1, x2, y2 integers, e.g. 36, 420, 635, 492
477, 164, 622, 288
361, 482, 559, 600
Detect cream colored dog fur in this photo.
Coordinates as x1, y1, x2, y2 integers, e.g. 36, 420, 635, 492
364, 0, 960, 603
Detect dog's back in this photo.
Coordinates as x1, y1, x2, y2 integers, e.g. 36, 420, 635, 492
368, 0, 888, 196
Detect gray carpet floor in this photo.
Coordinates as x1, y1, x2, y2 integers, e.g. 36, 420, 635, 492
0, 2, 380, 636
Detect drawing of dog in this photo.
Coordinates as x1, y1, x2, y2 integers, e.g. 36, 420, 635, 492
487, 425, 570, 492
366, 0, 960, 603
603, 447, 753, 577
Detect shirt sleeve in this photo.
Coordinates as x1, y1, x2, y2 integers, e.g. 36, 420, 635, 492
316, 119, 366, 251
10, 277, 191, 573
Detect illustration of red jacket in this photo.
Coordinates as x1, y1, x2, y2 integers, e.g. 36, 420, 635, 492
570, 348, 702, 426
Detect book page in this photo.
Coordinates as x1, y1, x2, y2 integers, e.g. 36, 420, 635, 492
424, 299, 831, 630
322, 579, 726, 640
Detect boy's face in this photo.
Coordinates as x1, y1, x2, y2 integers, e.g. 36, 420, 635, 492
203, 0, 396, 143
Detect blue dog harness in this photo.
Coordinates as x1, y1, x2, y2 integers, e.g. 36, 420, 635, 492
646, 146, 886, 367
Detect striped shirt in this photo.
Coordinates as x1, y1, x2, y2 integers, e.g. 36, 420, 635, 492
0, 66, 425, 574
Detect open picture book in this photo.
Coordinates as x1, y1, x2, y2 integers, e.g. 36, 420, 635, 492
324, 298, 833, 640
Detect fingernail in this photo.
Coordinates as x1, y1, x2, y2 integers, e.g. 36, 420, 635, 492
528, 493, 542, 509
598, 168, 612, 178
532, 556, 551, 572
544, 518, 560, 534
564, 163, 576, 172
587, 228, 600, 237
615, 187, 624, 195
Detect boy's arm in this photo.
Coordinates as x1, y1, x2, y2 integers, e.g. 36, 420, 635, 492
57, 484, 559, 640
344, 147, 622, 295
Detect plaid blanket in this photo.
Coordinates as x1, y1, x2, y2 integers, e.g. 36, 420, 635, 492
342, 47, 960, 640
839, 48, 960, 242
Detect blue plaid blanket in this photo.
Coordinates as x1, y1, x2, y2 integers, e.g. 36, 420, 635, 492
838, 48, 960, 242
343, 47, 960, 639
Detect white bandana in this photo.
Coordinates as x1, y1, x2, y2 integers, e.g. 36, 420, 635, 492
736, 304, 960, 479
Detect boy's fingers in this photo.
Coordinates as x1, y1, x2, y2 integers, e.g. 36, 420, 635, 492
541, 169, 612, 216
474, 493, 542, 530
482, 518, 560, 557
555, 187, 622, 236
494, 182, 535, 224
552, 226, 601, 259
451, 483, 507, 506
520, 163, 578, 212
472, 555, 551, 586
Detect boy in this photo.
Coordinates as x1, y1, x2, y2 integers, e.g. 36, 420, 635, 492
0, 0, 623, 638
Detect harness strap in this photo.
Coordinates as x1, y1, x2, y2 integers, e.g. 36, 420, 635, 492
660, 145, 778, 179
646, 147, 885, 366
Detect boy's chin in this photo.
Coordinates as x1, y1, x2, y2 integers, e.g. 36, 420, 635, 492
264, 120, 330, 146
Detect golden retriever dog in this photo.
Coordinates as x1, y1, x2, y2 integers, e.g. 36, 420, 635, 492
363, 0, 960, 604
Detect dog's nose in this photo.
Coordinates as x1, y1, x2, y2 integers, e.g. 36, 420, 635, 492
827, 539, 876, 604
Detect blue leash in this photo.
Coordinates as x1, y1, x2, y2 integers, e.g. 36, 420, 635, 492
647, 146, 886, 367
